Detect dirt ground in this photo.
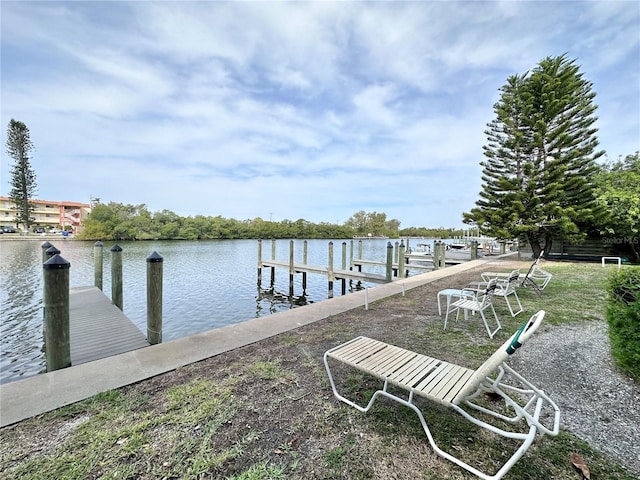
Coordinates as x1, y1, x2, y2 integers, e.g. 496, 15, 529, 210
1, 258, 637, 479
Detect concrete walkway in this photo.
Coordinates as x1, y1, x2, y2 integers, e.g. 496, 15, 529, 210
0, 255, 508, 427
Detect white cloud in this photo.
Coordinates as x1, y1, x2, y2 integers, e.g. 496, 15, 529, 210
1, 1, 638, 227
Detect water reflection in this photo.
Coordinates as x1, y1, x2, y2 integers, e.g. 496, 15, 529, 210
255, 286, 311, 316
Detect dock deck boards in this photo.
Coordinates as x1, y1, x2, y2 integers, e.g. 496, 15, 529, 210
69, 286, 149, 365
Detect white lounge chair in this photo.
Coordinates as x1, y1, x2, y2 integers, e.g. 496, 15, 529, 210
324, 310, 560, 480
481, 252, 552, 295
446, 277, 501, 338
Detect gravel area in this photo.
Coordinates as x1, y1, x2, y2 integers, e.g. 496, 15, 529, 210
510, 320, 640, 476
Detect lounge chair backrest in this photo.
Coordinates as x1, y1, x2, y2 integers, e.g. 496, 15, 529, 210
520, 251, 544, 286
453, 310, 545, 404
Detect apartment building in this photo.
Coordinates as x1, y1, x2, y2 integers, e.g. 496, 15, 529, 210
0, 196, 91, 232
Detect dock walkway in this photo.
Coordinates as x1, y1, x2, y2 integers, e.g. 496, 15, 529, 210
260, 259, 388, 283
69, 286, 149, 365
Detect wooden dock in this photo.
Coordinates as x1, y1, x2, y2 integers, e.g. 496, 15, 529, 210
260, 260, 388, 284
403, 253, 465, 265
69, 286, 149, 365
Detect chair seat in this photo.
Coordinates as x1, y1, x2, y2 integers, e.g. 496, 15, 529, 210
437, 288, 475, 316
451, 298, 482, 311
327, 336, 474, 406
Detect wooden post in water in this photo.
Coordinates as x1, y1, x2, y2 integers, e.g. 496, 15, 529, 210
270, 239, 276, 286
356, 240, 363, 272
328, 242, 334, 298
257, 239, 262, 286
43, 254, 71, 372
398, 240, 406, 278
433, 241, 440, 270
94, 241, 104, 291
46, 245, 60, 260
289, 240, 295, 296
302, 240, 308, 291
349, 240, 354, 270
41, 241, 53, 263
146, 251, 163, 345
111, 244, 123, 311
500, 242, 506, 254
470, 240, 478, 260
341, 242, 347, 294
394, 241, 399, 265
385, 242, 393, 282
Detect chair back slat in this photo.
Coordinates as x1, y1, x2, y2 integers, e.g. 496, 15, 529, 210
478, 278, 498, 307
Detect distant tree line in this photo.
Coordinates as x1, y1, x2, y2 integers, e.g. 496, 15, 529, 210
79, 203, 466, 241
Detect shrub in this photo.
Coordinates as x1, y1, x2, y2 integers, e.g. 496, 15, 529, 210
606, 267, 640, 381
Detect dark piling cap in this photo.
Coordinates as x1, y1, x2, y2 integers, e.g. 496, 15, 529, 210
94, 241, 103, 247
43, 254, 70, 269
110, 244, 123, 252
46, 246, 61, 256
41, 241, 53, 249
146, 251, 163, 263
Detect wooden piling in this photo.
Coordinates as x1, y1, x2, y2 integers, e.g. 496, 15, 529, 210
470, 240, 478, 260
349, 240, 354, 270
328, 242, 334, 298
302, 240, 308, 290
385, 242, 393, 282
289, 240, 294, 296
43, 254, 71, 372
398, 241, 406, 278
94, 241, 104, 291
111, 244, 123, 311
257, 239, 262, 286
146, 251, 163, 345
41, 241, 53, 264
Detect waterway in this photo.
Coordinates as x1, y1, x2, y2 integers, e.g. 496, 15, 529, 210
0, 237, 437, 384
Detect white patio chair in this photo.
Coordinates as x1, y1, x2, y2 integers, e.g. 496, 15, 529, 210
324, 311, 560, 480
472, 269, 524, 317
445, 278, 501, 338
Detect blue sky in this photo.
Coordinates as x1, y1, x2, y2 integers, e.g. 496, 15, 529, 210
1, 1, 639, 228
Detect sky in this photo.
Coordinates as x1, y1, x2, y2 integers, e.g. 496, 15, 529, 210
1, 1, 639, 229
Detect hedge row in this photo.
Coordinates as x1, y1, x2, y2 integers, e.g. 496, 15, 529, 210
606, 267, 640, 382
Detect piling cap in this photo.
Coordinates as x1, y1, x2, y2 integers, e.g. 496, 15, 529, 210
94, 241, 104, 247
147, 251, 163, 263
41, 241, 53, 249
46, 246, 61, 255
110, 244, 123, 252
43, 254, 70, 269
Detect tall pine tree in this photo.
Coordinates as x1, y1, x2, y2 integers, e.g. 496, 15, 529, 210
6, 119, 37, 230
464, 55, 604, 257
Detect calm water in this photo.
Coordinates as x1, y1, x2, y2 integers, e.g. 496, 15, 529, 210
0, 238, 434, 384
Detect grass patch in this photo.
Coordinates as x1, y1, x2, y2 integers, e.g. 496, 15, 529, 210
0, 260, 637, 479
